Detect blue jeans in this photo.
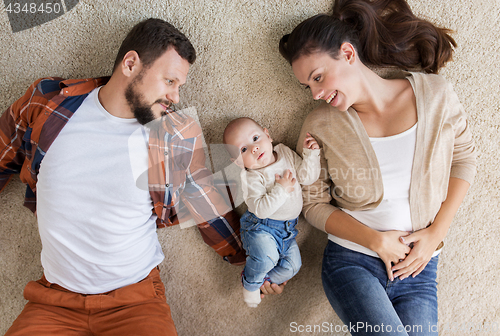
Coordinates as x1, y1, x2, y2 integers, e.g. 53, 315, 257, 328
322, 241, 438, 336
240, 211, 302, 292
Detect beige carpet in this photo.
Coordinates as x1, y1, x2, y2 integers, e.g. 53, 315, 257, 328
1, 0, 499, 335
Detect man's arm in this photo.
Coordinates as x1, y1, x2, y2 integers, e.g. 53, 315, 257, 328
0, 80, 41, 193
177, 122, 246, 265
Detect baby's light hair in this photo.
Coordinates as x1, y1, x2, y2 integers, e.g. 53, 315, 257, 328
223, 117, 263, 144
223, 117, 264, 159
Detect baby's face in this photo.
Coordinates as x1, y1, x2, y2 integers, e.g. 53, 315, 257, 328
226, 120, 276, 170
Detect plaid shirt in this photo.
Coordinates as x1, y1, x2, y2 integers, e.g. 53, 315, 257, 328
0, 77, 245, 264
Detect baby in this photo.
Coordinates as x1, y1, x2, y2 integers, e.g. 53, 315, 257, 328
223, 117, 321, 307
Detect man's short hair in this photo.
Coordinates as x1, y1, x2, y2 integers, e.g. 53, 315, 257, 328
113, 18, 196, 72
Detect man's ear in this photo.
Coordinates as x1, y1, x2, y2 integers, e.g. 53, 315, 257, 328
263, 128, 273, 142
121, 50, 142, 77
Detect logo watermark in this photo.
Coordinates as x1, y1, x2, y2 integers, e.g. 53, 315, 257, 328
130, 106, 379, 228
290, 322, 426, 334
289, 321, 499, 334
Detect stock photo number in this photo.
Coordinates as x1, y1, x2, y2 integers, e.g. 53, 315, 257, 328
2, 0, 80, 32
5, 2, 62, 14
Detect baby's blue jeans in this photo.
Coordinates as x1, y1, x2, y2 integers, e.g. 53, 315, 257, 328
240, 210, 302, 292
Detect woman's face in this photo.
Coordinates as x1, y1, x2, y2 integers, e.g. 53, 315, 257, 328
291, 44, 358, 112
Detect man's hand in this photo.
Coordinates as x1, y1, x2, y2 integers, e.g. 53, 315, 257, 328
260, 280, 287, 298
303, 132, 319, 150
275, 170, 295, 193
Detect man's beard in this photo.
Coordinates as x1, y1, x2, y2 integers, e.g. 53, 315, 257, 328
124, 77, 172, 126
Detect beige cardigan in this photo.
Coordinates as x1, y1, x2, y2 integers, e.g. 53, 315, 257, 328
297, 71, 476, 233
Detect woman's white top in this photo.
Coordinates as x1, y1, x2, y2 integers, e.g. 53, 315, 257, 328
329, 123, 441, 257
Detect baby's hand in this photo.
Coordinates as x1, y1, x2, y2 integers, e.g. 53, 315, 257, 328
275, 170, 296, 193
303, 132, 319, 150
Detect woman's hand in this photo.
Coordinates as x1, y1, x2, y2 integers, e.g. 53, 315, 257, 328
392, 178, 471, 280
392, 227, 442, 280
371, 230, 411, 281
260, 280, 287, 298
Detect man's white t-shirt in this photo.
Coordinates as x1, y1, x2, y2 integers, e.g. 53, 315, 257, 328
37, 87, 164, 294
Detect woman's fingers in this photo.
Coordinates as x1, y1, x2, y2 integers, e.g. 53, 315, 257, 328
383, 259, 394, 281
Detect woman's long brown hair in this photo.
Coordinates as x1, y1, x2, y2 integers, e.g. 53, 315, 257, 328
280, 0, 456, 74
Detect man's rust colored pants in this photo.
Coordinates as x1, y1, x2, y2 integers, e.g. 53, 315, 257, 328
5, 267, 177, 335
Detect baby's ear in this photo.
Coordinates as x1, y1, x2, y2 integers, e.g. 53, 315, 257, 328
225, 143, 244, 168
263, 128, 272, 142
231, 156, 245, 169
